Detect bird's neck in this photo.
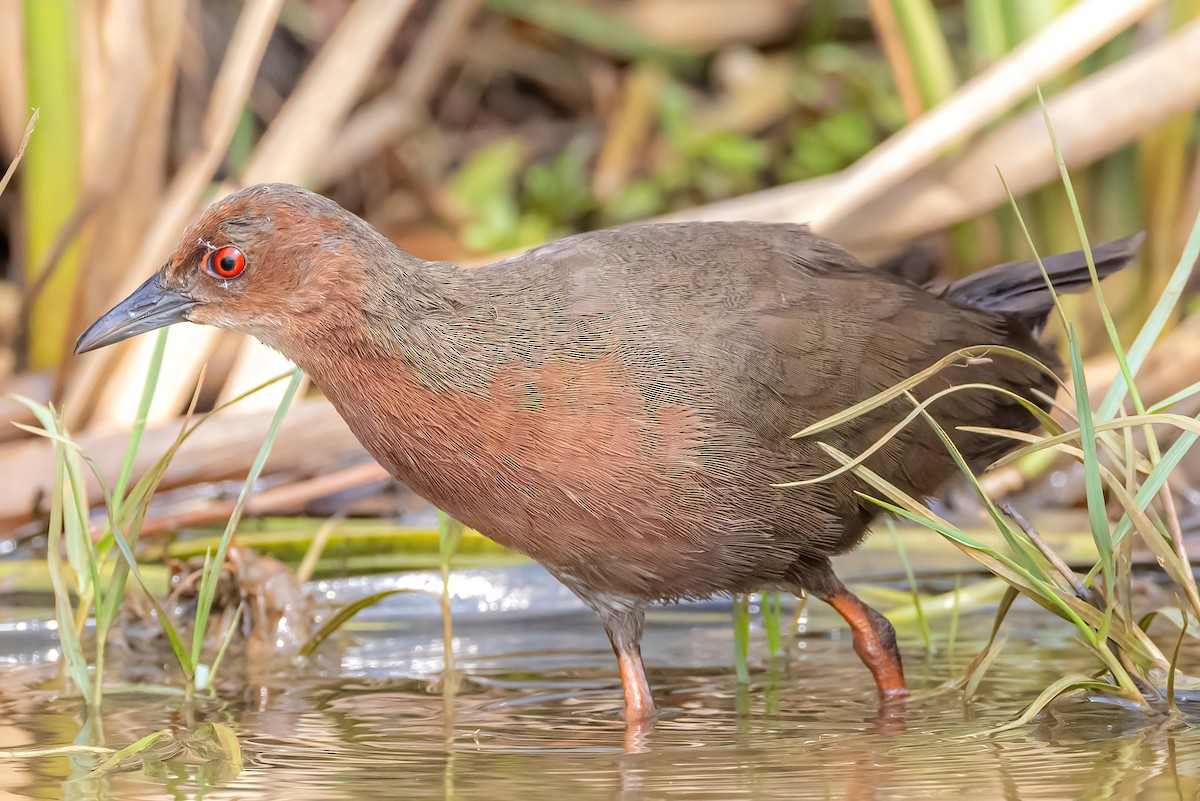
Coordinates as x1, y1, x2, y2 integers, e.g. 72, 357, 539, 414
273, 245, 493, 416
278, 259, 503, 516
259, 234, 465, 361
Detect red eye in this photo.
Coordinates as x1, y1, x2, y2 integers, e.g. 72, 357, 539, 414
206, 245, 246, 278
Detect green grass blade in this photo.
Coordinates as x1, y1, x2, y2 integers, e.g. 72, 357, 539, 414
1068, 323, 1115, 594
953, 587, 1019, 700
111, 329, 169, 506
1148, 381, 1200, 414
888, 520, 931, 652
777, 381, 1058, 487
948, 575, 961, 658
85, 730, 178, 777
892, 0, 958, 108
60, 425, 99, 600
851, 489, 1094, 641
1099, 208, 1200, 421
84, 459, 192, 678
997, 169, 1070, 333
45, 437, 92, 705
965, 0, 1007, 68
436, 509, 465, 684
792, 345, 1060, 438
190, 369, 303, 669
732, 593, 751, 684
761, 592, 782, 658
202, 602, 245, 692
438, 510, 465, 565
906, 396, 1046, 579
1037, 89, 1143, 418
301, 588, 441, 658
1168, 610, 1188, 714
1110, 429, 1198, 547
989, 675, 1120, 734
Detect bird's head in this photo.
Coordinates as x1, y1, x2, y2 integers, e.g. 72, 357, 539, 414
75, 183, 389, 354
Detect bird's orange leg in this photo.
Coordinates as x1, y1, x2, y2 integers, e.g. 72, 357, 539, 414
557, 572, 658, 722
600, 606, 656, 721
616, 645, 655, 721
820, 588, 907, 699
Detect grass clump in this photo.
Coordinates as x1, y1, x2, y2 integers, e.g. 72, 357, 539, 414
12, 332, 302, 706
792, 93, 1200, 724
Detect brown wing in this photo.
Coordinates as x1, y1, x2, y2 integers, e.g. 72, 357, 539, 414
476, 221, 1057, 568
503, 220, 1057, 480
710, 227, 1058, 559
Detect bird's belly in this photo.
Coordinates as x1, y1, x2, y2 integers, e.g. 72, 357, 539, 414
318, 354, 808, 600
381, 440, 733, 599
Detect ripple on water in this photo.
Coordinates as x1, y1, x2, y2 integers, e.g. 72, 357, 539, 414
1, 601, 1200, 800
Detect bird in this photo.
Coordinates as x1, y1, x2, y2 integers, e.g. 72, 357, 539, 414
76, 183, 1141, 721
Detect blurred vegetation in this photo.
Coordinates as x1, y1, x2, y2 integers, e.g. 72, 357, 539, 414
444, 25, 910, 252
20, 0, 81, 369
1, 0, 1196, 380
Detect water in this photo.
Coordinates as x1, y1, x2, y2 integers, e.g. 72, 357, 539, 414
1, 565, 1198, 800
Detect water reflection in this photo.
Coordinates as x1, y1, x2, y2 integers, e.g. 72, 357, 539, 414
1, 595, 1199, 799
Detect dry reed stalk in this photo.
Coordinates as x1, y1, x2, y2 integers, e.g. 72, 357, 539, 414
68, 0, 420, 438
0, 395, 367, 527
810, 0, 1162, 231
827, 18, 1200, 255
0, 2, 25, 154
73, 0, 187, 329
320, 0, 481, 183
668, 0, 1161, 232
0, 110, 36, 199
658, 2, 1193, 262
592, 63, 666, 202
616, 0, 807, 53
37, 0, 148, 355
0, 375, 48, 457
66, 0, 285, 430
216, 0, 421, 408
132, 462, 390, 538
64, 0, 1166, 427
217, 0, 422, 402
11, 0, 1191, 521
865, 0, 925, 122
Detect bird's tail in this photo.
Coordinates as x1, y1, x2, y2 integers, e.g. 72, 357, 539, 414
943, 233, 1145, 328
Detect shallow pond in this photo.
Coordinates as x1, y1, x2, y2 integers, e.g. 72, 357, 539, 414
1, 564, 1197, 800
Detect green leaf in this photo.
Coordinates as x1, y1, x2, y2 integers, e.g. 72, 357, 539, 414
989, 676, 1123, 734
1069, 323, 1114, 596
186, 722, 243, 771
301, 588, 441, 658
86, 730, 180, 777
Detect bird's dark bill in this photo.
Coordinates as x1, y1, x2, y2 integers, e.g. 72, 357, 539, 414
74, 273, 197, 354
